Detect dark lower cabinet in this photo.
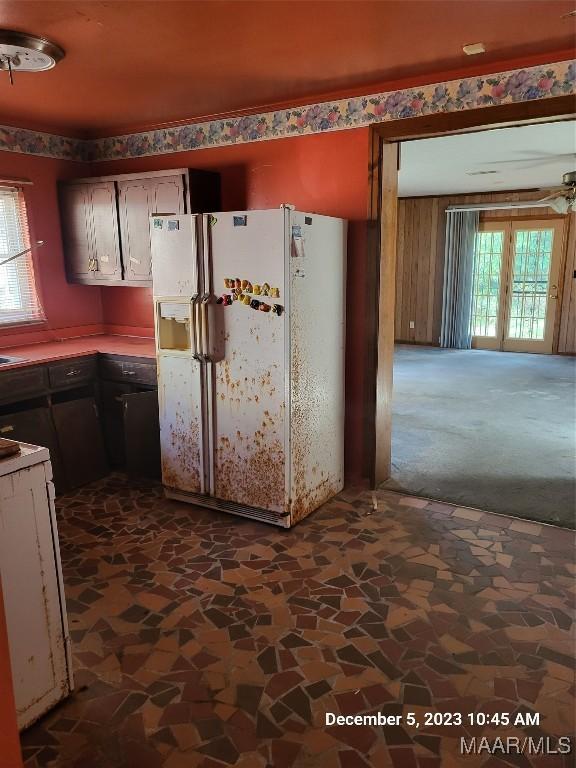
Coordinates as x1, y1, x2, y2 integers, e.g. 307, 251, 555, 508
100, 381, 160, 478
0, 407, 64, 490
100, 381, 131, 467
52, 397, 109, 489
0, 353, 158, 492
123, 390, 161, 479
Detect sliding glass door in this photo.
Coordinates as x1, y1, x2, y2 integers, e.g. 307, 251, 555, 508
471, 219, 563, 354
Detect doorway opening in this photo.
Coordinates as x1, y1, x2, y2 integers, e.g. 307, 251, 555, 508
371, 117, 576, 528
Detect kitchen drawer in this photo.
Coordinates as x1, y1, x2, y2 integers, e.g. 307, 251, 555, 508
0, 365, 48, 404
48, 356, 97, 390
100, 357, 157, 386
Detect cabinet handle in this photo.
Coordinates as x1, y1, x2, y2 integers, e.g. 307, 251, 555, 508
66, 369, 82, 377
0, 425, 14, 433
122, 370, 136, 376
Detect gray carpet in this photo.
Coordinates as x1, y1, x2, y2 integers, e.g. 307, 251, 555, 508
383, 345, 576, 528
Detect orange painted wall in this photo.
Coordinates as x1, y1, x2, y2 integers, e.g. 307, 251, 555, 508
0, 579, 23, 768
0, 153, 103, 347
96, 128, 371, 478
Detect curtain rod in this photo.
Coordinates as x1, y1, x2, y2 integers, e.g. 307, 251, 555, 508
446, 201, 551, 213
0, 176, 33, 186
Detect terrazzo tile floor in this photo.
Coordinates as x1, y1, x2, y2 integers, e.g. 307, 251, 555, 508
22, 475, 575, 768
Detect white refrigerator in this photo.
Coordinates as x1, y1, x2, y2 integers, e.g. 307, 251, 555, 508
150, 207, 346, 527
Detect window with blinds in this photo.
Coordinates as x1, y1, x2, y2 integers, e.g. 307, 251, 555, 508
0, 186, 45, 325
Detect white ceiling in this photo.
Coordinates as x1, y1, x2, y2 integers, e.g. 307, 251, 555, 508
398, 120, 576, 197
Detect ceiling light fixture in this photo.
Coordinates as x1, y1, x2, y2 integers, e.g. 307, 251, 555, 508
0, 30, 64, 85
462, 42, 486, 56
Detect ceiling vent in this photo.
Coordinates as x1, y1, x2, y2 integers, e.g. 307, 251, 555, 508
463, 42, 486, 56
0, 30, 64, 85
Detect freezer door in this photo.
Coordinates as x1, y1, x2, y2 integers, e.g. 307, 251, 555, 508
157, 354, 207, 494
204, 210, 288, 514
150, 214, 200, 297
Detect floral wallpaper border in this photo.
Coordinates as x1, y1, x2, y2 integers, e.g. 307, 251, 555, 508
0, 60, 573, 162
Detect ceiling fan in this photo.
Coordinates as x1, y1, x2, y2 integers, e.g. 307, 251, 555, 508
478, 151, 576, 171
538, 171, 576, 214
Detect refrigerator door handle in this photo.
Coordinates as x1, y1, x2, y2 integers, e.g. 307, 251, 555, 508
191, 294, 201, 360
199, 294, 213, 362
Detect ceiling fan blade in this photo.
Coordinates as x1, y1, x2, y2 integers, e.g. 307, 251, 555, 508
538, 186, 568, 193
538, 192, 565, 202
479, 152, 576, 167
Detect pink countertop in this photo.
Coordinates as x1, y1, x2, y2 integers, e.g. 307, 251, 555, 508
0, 334, 156, 371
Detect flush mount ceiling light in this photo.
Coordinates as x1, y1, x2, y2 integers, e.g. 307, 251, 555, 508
0, 30, 64, 85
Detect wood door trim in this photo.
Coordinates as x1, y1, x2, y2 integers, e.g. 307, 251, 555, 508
373, 142, 399, 486
366, 95, 576, 487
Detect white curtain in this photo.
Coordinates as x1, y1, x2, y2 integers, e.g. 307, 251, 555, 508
440, 210, 479, 349
0, 186, 45, 326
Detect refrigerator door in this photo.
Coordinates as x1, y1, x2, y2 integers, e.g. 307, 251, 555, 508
157, 354, 207, 494
288, 211, 346, 524
203, 210, 289, 515
151, 213, 208, 495
150, 214, 200, 297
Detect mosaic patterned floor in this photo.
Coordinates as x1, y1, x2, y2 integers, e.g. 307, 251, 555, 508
22, 475, 575, 768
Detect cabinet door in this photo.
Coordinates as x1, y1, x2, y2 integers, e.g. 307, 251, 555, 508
89, 182, 122, 281
0, 408, 64, 492
122, 389, 161, 478
100, 381, 131, 467
118, 176, 184, 283
52, 397, 108, 488
59, 183, 93, 281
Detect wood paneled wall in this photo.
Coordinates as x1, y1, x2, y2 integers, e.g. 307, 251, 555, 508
395, 190, 575, 353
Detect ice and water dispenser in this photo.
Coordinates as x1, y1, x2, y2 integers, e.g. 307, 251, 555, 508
156, 301, 193, 352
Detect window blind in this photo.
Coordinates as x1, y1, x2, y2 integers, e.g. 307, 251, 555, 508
0, 186, 45, 325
